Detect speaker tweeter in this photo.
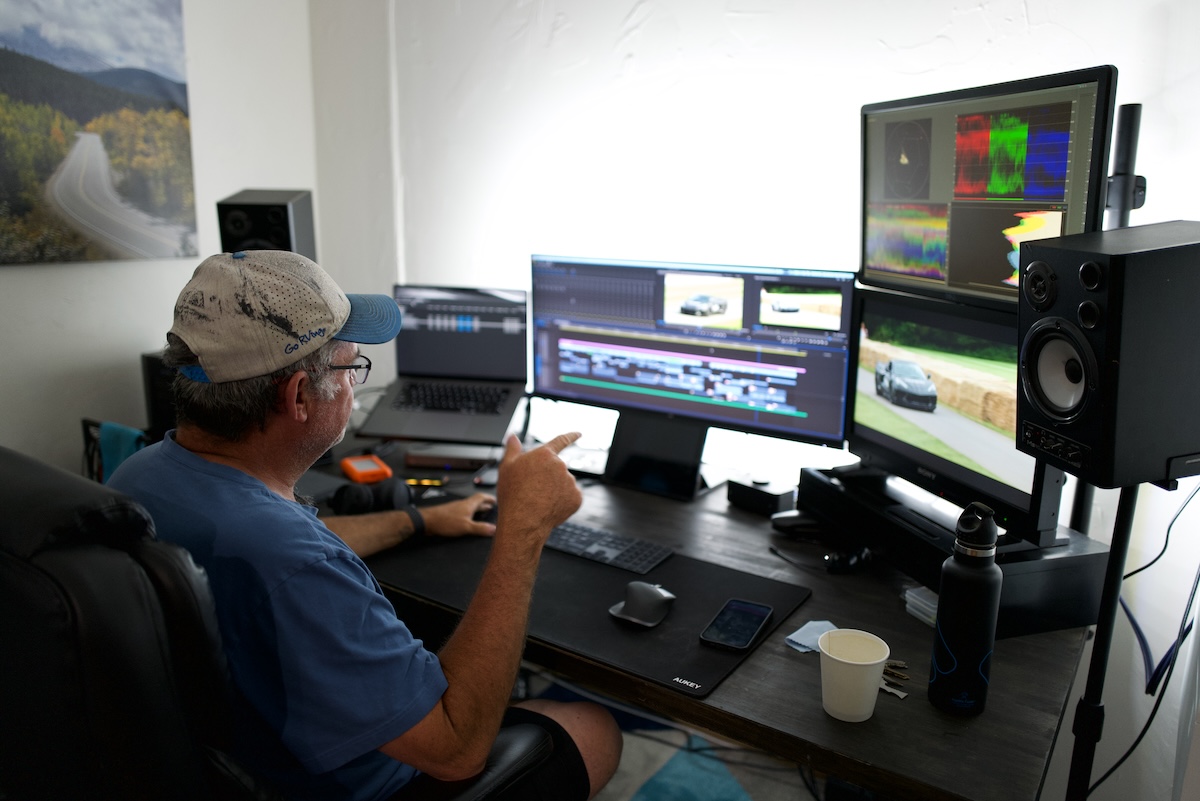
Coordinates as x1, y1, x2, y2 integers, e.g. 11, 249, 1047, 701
1021, 260, 1057, 311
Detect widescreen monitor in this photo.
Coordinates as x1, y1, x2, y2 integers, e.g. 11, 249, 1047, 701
848, 284, 1064, 546
531, 255, 856, 499
860, 65, 1117, 308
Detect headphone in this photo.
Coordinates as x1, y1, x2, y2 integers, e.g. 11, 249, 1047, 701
329, 477, 414, 515
823, 546, 872, 575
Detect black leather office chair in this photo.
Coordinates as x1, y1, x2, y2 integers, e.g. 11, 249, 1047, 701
0, 445, 551, 801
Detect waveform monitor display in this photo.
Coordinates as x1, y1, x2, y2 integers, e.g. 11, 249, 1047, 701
531, 255, 856, 446
953, 103, 1072, 201
860, 66, 1116, 308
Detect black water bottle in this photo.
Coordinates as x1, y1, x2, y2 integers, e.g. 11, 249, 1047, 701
928, 502, 1003, 715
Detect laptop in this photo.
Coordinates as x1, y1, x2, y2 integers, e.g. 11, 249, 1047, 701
357, 285, 528, 445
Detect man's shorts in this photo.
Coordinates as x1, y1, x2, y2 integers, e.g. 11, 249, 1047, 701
492, 705, 591, 800
393, 705, 592, 800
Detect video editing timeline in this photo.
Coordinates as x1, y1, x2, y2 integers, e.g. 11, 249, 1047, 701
862, 72, 1110, 304
531, 256, 856, 444
416, 311, 523, 334
556, 339, 807, 417
396, 293, 523, 330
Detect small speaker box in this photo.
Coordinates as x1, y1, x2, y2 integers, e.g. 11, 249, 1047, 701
216, 189, 316, 260
727, 478, 797, 517
1016, 220, 1200, 489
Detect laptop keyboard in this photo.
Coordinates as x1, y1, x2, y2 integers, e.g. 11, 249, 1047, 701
393, 382, 511, 415
546, 521, 674, 575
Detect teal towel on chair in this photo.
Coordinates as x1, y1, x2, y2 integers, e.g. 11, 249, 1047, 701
99, 422, 147, 483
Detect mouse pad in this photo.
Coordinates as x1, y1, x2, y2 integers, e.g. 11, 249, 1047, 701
368, 537, 812, 698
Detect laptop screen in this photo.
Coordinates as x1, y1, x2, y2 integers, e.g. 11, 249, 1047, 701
392, 286, 527, 381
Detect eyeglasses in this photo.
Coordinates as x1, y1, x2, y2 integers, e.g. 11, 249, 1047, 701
328, 354, 372, 386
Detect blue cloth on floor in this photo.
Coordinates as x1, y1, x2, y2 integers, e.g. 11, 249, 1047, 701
99, 422, 147, 483
631, 734, 751, 801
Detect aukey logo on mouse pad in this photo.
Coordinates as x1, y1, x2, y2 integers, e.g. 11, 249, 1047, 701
672, 676, 702, 690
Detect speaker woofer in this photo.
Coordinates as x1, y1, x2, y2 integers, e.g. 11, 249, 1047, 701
1020, 318, 1097, 422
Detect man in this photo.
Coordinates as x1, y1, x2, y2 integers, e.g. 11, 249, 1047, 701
109, 250, 622, 801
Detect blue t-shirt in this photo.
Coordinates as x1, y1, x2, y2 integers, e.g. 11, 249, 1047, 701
109, 434, 448, 801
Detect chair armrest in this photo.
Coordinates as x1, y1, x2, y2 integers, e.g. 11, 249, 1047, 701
397, 723, 555, 801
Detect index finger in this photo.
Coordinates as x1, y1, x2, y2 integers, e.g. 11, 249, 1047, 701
502, 433, 524, 463
540, 431, 582, 455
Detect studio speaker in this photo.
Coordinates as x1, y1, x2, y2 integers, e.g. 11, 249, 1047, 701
1016, 220, 1200, 489
216, 189, 316, 260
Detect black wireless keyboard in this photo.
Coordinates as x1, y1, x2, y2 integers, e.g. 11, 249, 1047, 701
545, 521, 674, 575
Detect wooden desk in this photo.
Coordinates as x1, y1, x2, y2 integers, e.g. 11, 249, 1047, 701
367, 476, 1086, 801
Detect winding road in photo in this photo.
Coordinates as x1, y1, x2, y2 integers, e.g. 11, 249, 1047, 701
44, 132, 193, 260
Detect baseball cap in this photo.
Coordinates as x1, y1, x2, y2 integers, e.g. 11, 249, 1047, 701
171, 250, 403, 383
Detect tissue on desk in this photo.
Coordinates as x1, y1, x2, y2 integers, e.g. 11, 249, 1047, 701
785, 620, 836, 653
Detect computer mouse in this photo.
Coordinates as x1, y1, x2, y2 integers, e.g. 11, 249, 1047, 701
473, 503, 498, 524
608, 581, 676, 628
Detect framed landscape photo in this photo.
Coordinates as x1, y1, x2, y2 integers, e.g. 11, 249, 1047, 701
0, 0, 197, 265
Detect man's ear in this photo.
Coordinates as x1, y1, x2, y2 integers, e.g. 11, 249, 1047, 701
278, 370, 311, 422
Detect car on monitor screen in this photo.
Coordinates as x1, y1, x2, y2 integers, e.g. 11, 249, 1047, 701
770, 296, 801, 312
875, 359, 937, 411
680, 294, 728, 316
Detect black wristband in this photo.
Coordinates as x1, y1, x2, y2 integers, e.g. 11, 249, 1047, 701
407, 506, 425, 539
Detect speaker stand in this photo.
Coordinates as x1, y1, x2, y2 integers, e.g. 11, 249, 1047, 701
1065, 484, 1138, 799
1064, 101, 1152, 797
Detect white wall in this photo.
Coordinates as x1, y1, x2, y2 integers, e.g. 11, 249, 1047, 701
2, 0, 1198, 797
390, 0, 1200, 290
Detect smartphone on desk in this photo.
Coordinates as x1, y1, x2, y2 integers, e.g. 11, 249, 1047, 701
699, 598, 773, 651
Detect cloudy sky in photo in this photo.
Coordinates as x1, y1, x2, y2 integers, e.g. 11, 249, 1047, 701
0, 0, 186, 82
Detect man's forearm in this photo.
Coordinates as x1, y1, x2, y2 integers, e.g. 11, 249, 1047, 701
433, 533, 543, 754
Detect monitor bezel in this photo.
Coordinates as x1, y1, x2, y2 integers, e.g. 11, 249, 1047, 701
858, 65, 1118, 310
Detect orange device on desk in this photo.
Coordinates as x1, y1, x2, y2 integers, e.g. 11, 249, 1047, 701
340, 454, 393, 483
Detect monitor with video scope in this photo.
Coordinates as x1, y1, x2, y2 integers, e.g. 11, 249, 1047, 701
829, 66, 1118, 549
860, 65, 1117, 308
530, 255, 856, 500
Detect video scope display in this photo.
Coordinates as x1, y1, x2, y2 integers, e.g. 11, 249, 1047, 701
860, 67, 1116, 308
531, 255, 856, 446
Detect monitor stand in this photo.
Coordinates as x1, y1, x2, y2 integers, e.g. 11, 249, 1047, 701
602, 409, 724, 501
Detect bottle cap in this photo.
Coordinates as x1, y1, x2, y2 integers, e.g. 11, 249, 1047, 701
955, 502, 998, 549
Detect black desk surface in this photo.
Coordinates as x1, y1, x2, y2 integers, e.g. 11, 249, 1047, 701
364, 466, 1086, 801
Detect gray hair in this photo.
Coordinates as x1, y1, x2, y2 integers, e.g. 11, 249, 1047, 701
163, 332, 346, 441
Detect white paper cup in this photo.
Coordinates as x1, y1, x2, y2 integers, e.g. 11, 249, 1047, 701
818, 628, 890, 722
